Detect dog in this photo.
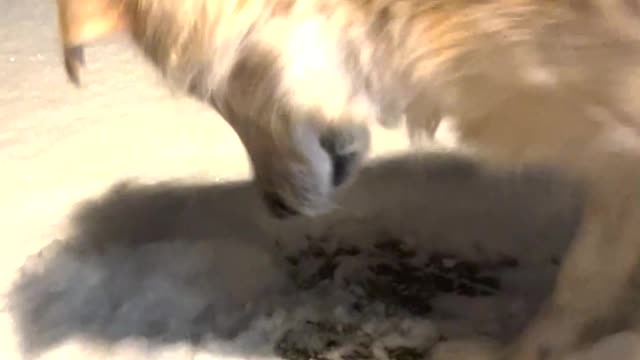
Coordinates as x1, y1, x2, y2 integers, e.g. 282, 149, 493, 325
54, 0, 640, 359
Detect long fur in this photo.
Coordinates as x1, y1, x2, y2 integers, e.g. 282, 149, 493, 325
55, 1, 640, 359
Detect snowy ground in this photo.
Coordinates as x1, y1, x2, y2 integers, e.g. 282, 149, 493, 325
3, 1, 640, 359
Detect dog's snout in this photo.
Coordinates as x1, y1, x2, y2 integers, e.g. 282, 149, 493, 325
262, 191, 300, 219
254, 125, 368, 219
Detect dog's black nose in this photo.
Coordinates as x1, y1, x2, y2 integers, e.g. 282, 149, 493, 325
262, 191, 300, 219
330, 152, 358, 187
320, 133, 360, 188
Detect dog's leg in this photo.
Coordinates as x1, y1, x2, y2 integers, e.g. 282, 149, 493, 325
431, 148, 640, 360
429, 83, 640, 359
502, 148, 640, 360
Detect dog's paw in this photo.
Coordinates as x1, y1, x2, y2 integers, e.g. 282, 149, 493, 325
430, 338, 501, 360
503, 309, 579, 360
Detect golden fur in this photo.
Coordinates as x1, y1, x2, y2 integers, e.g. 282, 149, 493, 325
55, 0, 640, 359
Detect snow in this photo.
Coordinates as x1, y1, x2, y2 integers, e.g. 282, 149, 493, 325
1, 0, 639, 359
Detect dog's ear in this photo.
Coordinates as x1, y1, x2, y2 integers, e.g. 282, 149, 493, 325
55, 0, 129, 86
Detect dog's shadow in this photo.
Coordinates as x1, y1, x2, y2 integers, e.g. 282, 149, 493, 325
7, 152, 584, 359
